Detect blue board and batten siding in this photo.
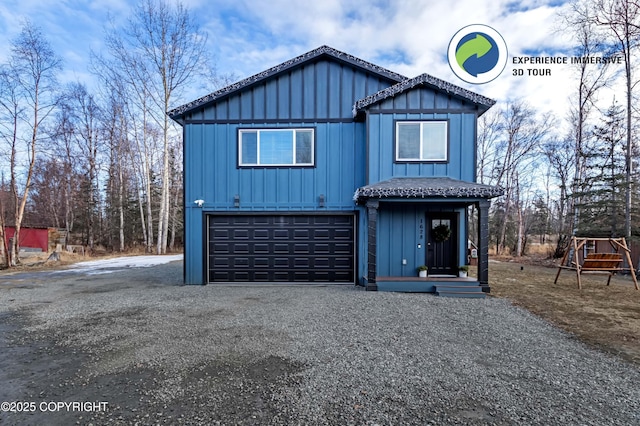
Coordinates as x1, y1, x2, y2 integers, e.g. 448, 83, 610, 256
376, 204, 468, 278
365, 87, 479, 184
181, 59, 399, 284
184, 122, 366, 209
361, 88, 482, 282
182, 61, 394, 122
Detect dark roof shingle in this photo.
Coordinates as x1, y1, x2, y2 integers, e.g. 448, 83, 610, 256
354, 177, 503, 202
353, 73, 496, 117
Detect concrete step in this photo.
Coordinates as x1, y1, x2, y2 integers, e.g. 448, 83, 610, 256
436, 291, 485, 299
435, 284, 486, 299
435, 285, 483, 292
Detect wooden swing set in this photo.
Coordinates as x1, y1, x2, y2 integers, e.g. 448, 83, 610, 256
554, 237, 639, 290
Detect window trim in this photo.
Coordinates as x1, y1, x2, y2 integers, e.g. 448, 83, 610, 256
394, 120, 449, 163
237, 127, 316, 168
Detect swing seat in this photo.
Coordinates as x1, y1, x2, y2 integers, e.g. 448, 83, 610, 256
581, 253, 623, 272
554, 237, 639, 290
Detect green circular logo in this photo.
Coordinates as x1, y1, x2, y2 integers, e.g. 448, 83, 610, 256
448, 24, 507, 84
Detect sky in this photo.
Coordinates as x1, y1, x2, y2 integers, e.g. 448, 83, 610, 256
0, 0, 619, 133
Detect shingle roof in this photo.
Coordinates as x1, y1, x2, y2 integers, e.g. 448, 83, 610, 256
353, 73, 496, 117
354, 177, 504, 202
168, 45, 406, 120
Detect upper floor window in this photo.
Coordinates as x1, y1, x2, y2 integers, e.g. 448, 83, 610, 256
395, 121, 448, 162
239, 128, 314, 167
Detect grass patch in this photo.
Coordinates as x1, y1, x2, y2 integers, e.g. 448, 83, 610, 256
489, 258, 640, 365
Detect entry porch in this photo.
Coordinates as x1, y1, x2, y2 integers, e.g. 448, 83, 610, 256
354, 177, 503, 293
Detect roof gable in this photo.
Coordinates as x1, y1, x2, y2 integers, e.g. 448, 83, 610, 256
353, 73, 496, 117
169, 45, 407, 121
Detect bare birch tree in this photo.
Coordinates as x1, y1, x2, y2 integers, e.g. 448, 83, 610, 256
102, 90, 128, 252
477, 108, 502, 186
550, 0, 612, 258
543, 136, 576, 256
0, 67, 20, 266
66, 82, 102, 250
489, 100, 552, 255
96, 0, 208, 254
589, 0, 640, 238
0, 21, 61, 265
50, 102, 79, 239
168, 141, 183, 251
0, 175, 9, 266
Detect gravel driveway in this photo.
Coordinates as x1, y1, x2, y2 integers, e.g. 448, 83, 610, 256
1, 258, 639, 425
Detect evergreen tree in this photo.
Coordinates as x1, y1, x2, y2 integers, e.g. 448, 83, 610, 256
575, 101, 628, 237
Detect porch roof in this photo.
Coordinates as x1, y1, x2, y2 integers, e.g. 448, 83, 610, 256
354, 177, 504, 203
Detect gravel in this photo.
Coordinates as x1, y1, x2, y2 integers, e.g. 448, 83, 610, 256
1, 259, 639, 425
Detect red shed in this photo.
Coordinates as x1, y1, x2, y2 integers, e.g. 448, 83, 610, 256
3, 226, 49, 252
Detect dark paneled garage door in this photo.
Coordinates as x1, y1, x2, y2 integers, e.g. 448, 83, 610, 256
207, 214, 355, 283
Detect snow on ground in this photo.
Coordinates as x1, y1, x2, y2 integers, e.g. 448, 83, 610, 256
63, 254, 183, 275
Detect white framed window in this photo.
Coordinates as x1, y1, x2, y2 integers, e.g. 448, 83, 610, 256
238, 128, 314, 166
395, 121, 448, 162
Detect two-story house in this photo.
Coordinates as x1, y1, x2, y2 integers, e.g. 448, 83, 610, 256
169, 46, 503, 293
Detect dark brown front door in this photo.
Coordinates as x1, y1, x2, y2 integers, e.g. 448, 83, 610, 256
426, 213, 458, 276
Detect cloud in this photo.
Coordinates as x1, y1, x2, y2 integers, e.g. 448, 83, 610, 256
195, 0, 574, 122
0, 0, 578, 127
0, 0, 132, 86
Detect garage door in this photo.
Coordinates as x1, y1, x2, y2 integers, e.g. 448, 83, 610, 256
207, 214, 355, 283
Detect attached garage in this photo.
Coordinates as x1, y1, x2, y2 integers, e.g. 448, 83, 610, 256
207, 214, 356, 283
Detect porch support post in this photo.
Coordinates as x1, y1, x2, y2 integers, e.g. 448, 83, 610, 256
366, 199, 379, 291
477, 199, 491, 292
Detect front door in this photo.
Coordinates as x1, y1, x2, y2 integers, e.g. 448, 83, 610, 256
426, 213, 458, 276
